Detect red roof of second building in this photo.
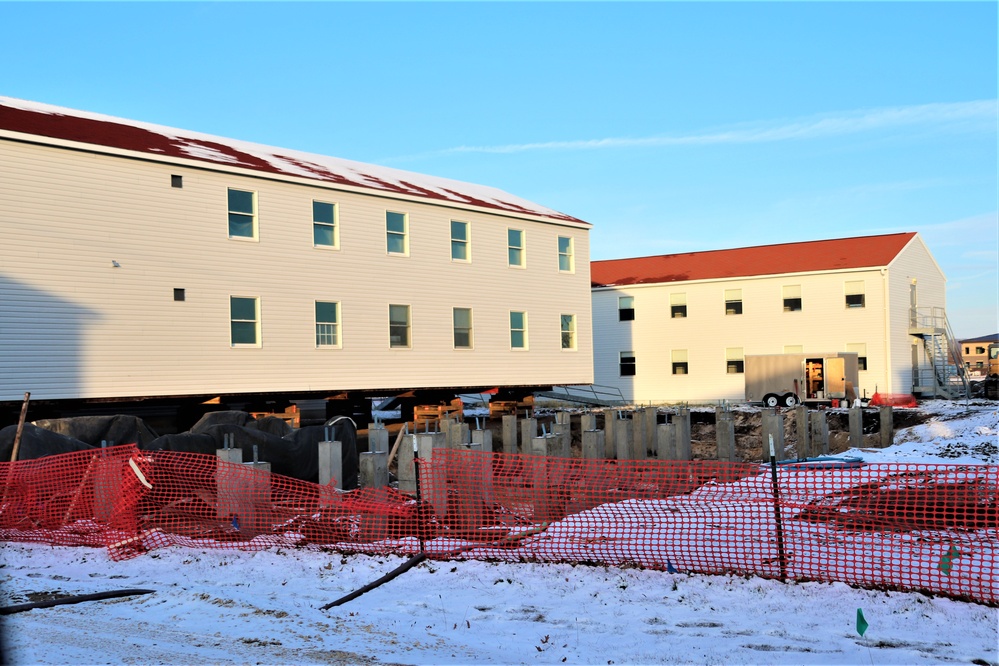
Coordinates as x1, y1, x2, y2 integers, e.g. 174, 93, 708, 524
591, 233, 918, 287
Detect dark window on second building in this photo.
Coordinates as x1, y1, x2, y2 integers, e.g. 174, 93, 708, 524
618, 296, 635, 321
620, 351, 636, 376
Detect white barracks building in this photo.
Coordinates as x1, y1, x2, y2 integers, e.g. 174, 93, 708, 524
0, 98, 593, 416
590, 233, 966, 404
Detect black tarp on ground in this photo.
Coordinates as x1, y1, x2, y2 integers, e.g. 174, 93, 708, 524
29, 415, 160, 449
0, 423, 93, 462
144, 414, 359, 489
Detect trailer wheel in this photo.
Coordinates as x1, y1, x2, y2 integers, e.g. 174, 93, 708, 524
782, 393, 798, 407
763, 394, 779, 408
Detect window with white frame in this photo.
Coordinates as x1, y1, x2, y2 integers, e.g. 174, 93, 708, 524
845, 281, 865, 308
315, 301, 340, 347
560, 314, 576, 349
783, 285, 802, 312
726, 347, 744, 374
313, 201, 338, 248
618, 296, 635, 321
389, 304, 411, 347
847, 343, 868, 371
510, 311, 528, 349
670, 293, 687, 318
784, 344, 803, 353
453, 307, 472, 349
508, 229, 525, 267
620, 351, 636, 376
386, 211, 408, 255
725, 288, 743, 315
451, 221, 470, 261
229, 296, 259, 346
558, 236, 574, 273
672, 349, 688, 375
227, 188, 257, 239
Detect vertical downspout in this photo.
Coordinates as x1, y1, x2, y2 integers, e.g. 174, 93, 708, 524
881, 267, 892, 394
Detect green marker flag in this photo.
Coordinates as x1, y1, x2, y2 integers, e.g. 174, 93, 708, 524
856, 608, 869, 637
937, 545, 962, 575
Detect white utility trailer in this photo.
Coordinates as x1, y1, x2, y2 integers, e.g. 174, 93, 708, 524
745, 353, 860, 408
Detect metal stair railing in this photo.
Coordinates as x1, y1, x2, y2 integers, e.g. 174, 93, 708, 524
540, 384, 628, 407
911, 306, 969, 400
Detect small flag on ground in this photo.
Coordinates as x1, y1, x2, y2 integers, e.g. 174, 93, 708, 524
856, 608, 869, 637
937, 545, 962, 575
666, 560, 677, 574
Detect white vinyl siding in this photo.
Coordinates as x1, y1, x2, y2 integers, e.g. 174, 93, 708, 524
0, 137, 594, 401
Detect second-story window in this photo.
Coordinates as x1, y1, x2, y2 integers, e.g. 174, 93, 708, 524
451, 221, 470, 261
228, 188, 257, 239
670, 293, 687, 318
726, 347, 744, 374
620, 351, 636, 376
313, 201, 338, 248
558, 236, 574, 273
508, 229, 525, 267
845, 281, 865, 308
783, 285, 802, 312
725, 288, 743, 315
618, 296, 635, 321
386, 211, 408, 255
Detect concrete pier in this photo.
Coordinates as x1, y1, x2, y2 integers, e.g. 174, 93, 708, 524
502, 414, 518, 454
614, 418, 633, 460
879, 405, 894, 449
359, 452, 389, 488
809, 411, 830, 455
762, 409, 785, 461
794, 405, 812, 459
716, 411, 737, 462
848, 407, 864, 449
582, 429, 605, 459
318, 440, 342, 488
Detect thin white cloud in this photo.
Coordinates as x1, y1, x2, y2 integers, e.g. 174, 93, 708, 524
404, 100, 997, 158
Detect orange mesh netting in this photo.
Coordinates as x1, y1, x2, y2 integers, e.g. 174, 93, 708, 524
1, 445, 995, 604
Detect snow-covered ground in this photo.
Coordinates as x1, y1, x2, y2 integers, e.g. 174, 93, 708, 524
1, 400, 997, 665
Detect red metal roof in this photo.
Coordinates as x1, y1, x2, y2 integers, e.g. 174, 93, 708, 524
0, 97, 586, 225
591, 233, 918, 287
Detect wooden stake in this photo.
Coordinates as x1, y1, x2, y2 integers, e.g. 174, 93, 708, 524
10, 392, 30, 463
387, 424, 408, 468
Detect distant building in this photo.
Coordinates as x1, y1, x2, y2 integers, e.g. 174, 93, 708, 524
959, 334, 999, 377
590, 233, 966, 404
0, 97, 593, 419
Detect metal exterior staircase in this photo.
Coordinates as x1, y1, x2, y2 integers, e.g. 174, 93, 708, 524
909, 306, 970, 399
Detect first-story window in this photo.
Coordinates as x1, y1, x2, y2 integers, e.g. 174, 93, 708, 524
230, 296, 259, 346
451, 221, 470, 261
725, 288, 743, 315
672, 349, 688, 375
618, 296, 635, 321
453, 307, 473, 349
726, 347, 744, 374
386, 211, 408, 255
389, 304, 411, 348
510, 311, 528, 349
620, 351, 636, 376
847, 343, 868, 371
508, 228, 525, 267
670, 293, 687, 318
315, 301, 340, 347
845, 280, 865, 308
227, 188, 257, 239
313, 201, 338, 248
558, 236, 574, 273
783, 285, 802, 312
560, 314, 576, 350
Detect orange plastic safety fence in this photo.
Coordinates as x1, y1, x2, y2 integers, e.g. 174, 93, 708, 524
1, 446, 996, 604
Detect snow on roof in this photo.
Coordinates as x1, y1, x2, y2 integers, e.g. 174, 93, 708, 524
591, 232, 918, 287
0, 96, 586, 225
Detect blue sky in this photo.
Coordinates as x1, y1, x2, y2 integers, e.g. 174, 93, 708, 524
2, 2, 996, 336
